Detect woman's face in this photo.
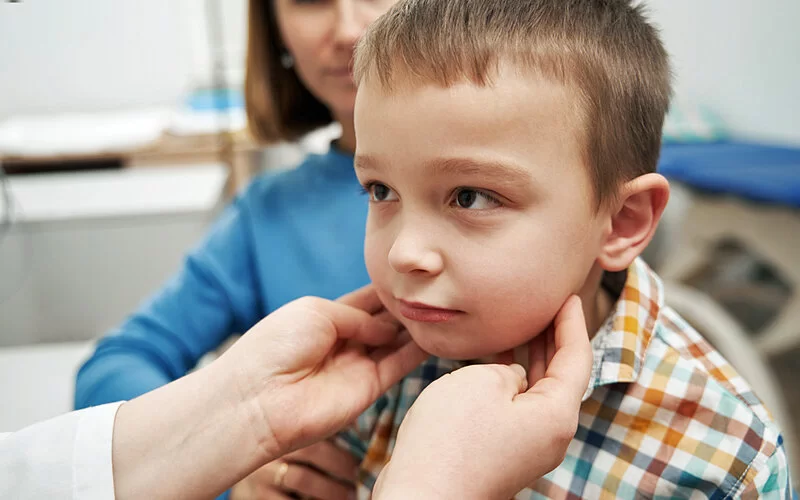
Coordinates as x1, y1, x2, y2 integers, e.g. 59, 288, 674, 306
274, 0, 399, 122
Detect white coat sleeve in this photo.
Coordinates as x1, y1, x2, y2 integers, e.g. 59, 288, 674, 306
0, 402, 124, 500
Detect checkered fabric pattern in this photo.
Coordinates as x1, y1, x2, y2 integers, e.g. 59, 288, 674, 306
335, 258, 793, 498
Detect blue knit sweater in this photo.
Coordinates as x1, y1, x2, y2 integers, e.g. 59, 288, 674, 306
75, 147, 370, 408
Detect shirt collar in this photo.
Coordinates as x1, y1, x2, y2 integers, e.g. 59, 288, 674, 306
582, 257, 665, 401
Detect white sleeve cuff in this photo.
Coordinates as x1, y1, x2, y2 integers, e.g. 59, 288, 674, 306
0, 401, 124, 500
73, 402, 125, 500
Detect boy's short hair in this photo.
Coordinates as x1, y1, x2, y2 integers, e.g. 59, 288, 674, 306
354, 0, 672, 208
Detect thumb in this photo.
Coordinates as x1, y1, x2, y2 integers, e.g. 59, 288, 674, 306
544, 295, 592, 402
518, 295, 592, 404
304, 298, 399, 346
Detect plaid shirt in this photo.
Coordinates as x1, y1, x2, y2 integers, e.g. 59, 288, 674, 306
336, 258, 793, 499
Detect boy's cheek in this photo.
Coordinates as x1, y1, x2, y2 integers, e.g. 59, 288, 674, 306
363, 234, 384, 281
364, 228, 388, 270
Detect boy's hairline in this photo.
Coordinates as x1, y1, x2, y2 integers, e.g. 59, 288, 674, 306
351, 0, 672, 214
354, 60, 625, 211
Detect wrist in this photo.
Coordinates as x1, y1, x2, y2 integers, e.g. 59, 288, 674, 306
211, 343, 293, 466
207, 353, 283, 464
112, 364, 270, 499
373, 461, 450, 500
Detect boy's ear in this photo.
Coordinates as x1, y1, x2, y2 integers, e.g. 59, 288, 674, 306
597, 173, 670, 272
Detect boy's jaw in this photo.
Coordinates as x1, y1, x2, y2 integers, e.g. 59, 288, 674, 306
376, 266, 614, 362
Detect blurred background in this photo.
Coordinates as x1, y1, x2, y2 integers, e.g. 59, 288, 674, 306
0, 0, 798, 482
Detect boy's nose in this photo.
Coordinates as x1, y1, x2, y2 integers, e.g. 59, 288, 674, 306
387, 225, 444, 277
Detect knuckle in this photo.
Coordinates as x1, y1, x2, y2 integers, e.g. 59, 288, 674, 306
483, 365, 513, 388
286, 446, 310, 462
295, 295, 325, 310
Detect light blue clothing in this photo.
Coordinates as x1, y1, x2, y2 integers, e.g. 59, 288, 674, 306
75, 147, 369, 408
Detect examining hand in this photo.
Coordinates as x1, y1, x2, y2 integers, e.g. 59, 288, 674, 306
113, 285, 426, 500
230, 440, 356, 500
373, 296, 593, 500
215, 285, 428, 459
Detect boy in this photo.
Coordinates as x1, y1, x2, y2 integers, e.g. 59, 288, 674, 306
335, 0, 794, 498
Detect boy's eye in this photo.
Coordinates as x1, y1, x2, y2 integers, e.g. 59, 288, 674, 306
366, 183, 398, 202
453, 188, 501, 210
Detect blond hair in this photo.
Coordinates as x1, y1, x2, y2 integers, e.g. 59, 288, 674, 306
354, 0, 672, 206
245, 0, 333, 143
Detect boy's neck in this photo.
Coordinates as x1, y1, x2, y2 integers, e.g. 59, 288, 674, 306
580, 262, 617, 341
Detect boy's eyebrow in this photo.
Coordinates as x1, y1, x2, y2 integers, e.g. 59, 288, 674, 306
426, 157, 532, 188
354, 155, 380, 172
355, 155, 532, 188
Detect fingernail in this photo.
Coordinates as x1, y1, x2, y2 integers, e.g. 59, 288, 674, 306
509, 363, 527, 379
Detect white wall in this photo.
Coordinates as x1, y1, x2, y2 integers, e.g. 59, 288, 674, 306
0, 0, 246, 118
0, 0, 798, 142
644, 0, 800, 145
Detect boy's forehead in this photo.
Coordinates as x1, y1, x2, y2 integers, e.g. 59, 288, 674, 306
356, 67, 584, 154
354, 67, 594, 201
357, 62, 583, 122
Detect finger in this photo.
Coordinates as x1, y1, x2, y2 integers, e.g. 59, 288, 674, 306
369, 331, 429, 391
443, 364, 527, 396
283, 440, 358, 484
261, 489, 293, 500
501, 364, 528, 394
534, 295, 593, 401
281, 462, 352, 500
546, 325, 556, 366
372, 309, 403, 331
475, 364, 528, 395
310, 299, 399, 346
245, 462, 294, 499
528, 333, 547, 386
336, 284, 384, 314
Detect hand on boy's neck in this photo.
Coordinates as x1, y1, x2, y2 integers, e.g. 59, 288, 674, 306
479, 272, 608, 372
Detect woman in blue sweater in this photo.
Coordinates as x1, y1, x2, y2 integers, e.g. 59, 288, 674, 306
76, 0, 401, 498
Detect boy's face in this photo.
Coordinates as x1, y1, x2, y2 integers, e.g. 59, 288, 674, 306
354, 67, 611, 360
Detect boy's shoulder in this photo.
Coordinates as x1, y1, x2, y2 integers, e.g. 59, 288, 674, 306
589, 259, 776, 428
571, 259, 792, 498
652, 304, 776, 430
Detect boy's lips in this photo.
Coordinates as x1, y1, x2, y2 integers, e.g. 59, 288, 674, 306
396, 299, 463, 323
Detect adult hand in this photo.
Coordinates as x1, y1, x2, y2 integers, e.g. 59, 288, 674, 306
215, 285, 428, 459
113, 285, 426, 500
230, 440, 356, 500
373, 296, 593, 500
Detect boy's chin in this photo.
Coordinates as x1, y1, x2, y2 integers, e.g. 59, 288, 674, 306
406, 327, 496, 361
